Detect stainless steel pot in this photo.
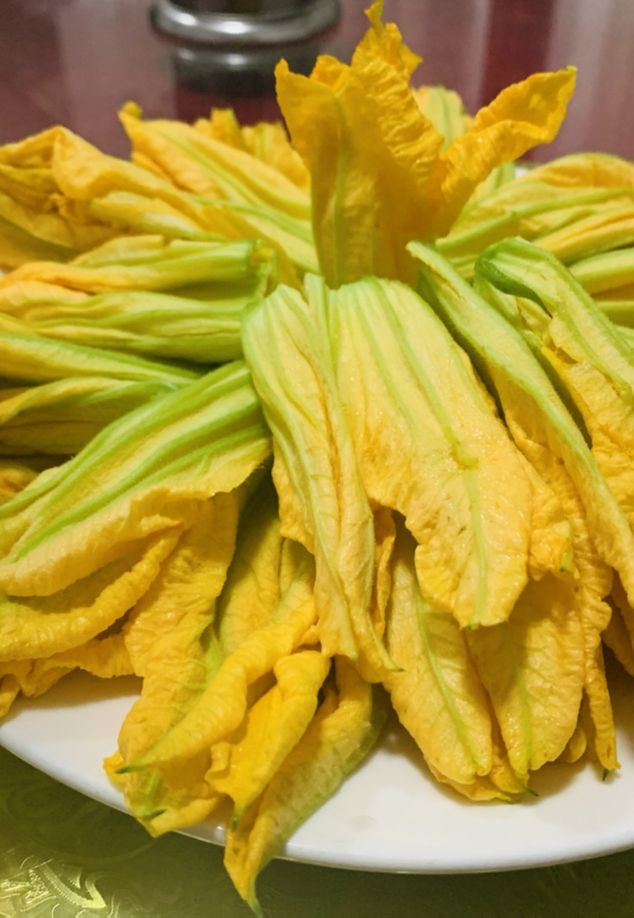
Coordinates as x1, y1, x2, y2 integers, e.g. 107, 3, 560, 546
151, 0, 341, 45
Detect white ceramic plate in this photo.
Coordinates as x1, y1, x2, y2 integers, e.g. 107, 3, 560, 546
1, 664, 634, 873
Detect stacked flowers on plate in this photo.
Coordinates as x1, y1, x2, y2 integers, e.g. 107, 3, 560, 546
0, 3, 633, 912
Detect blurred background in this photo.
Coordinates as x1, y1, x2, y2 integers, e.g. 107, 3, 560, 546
2, 0, 633, 162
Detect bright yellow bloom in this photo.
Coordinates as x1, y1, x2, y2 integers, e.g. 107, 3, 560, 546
275, 2, 575, 286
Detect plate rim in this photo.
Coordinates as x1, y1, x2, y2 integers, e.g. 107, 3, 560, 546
1, 668, 634, 875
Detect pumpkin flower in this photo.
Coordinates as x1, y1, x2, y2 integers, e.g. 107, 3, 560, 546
276, 0, 576, 286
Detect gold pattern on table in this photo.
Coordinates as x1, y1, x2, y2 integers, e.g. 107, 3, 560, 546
0, 852, 112, 916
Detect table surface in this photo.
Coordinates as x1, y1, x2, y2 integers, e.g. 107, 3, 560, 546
2, 1, 634, 915
3, 741, 634, 918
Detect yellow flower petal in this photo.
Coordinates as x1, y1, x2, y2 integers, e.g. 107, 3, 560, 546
384, 524, 494, 786
467, 573, 585, 779
275, 52, 442, 285
0, 527, 179, 662
0, 364, 270, 597
126, 551, 317, 773
0, 460, 38, 503
199, 108, 310, 191
242, 281, 393, 677
322, 274, 534, 627
276, 2, 575, 284
224, 659, 387, 913
211, 650, 330, 819
113, 494, 241, 832
0, 632, 133, 716
216, 478, 283, 656
427, 68, 577, 236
